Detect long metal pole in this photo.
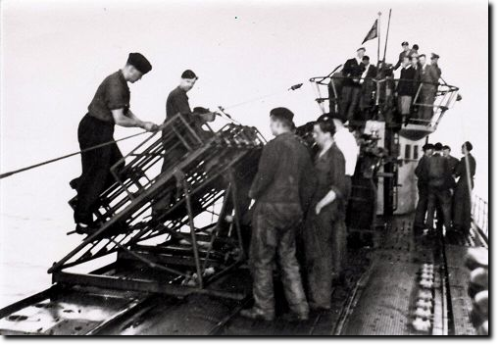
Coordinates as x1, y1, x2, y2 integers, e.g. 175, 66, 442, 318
377, 12, 382, 65
383, 9, 392, 62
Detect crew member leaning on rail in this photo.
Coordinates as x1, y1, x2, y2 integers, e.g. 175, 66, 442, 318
71, 53, 158, 235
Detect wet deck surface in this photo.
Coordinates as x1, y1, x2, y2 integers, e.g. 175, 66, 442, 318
0, 215, 487, 335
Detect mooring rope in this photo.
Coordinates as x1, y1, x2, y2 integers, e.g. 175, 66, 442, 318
0, 129, 156, 180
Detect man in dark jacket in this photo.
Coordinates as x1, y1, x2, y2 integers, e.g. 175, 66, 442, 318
452, 142, 477, 234
430, 53, 442, 80
426, 142, 455, 233
340, 48, 366, 122
397, 55, 417, 122
394, 41, 412, 70
443, 145, 460, 175
240, 107, 315, 322
442, 144, 460, 224
414, 143, 434, 232
359, 55, 377, 118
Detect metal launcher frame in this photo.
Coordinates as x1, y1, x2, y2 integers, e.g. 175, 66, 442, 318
52, 113, 265, 299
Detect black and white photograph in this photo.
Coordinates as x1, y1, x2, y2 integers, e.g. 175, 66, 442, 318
0, 0, 490, 337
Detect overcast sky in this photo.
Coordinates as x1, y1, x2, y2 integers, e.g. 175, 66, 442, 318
0, 0, 488, 221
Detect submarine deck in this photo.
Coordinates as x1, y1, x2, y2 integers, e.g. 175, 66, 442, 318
0, 214, 487, 336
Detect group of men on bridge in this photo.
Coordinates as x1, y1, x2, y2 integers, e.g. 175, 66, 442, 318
340, 42, 442, 125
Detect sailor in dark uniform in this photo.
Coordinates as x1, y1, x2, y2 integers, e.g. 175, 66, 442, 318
443, 145, 460, 175
394, 41, 411, 70
241, 108, 313, 322
165, 69, 198, 119
73, 53, 157, 234
340, 48, 366, 122
452, 142, 477, 235
430, 53, 442, 80
414, 143, 434, 232
359, 55, 377, 118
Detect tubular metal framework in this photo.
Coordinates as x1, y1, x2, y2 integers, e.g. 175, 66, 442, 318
54, 113, 265, 296
309, 73, 460, 140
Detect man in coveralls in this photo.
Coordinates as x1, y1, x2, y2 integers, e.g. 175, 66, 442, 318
240, 107, 314, 322
72, 53, 158, 234
425, 142, 455, 234
304, 114, 348, 311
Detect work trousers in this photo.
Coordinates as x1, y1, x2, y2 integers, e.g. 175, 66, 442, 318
426, 188, 452, 232
250, 202, 308, 316
305, 203, 347, 309
74, 114, 123, 224
417, 85, 436, 121
414, 184, 429, 229
340, 86, 361, 123
453, 181, 474, 234
398, 95, 412, 116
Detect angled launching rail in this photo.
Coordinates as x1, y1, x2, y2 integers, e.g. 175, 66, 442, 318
54, 113, 265, 296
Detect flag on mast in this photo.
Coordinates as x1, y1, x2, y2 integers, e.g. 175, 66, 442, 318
362, 19, 378, 44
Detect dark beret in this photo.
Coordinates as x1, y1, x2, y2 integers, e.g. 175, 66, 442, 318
423, 143, 434, 151
434, 142, 443, 151
270, 107, 294, 122
193, 106, 210, 114
413, 44, 419, 50
463, 141, 473, 152
442, 145, 451, 150
181, 69, 197, 79
316, 114, 337, 135
431, 53, 440, 59
402, 41, 409, 46
322, 111, 344, 123
127, 53, 152, 74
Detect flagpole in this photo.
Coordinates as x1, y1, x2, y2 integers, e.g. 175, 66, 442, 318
377, 12, 382, 65
383, 9, 392, 62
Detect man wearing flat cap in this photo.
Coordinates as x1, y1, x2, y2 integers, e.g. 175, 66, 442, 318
340, 48, 366, 122
241, 107, 314, 322
414, 143, 433, 232
394, 41, 411, 70
72, 53, 158, 234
